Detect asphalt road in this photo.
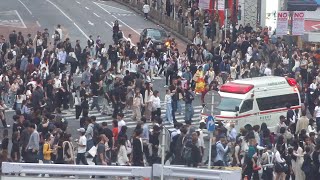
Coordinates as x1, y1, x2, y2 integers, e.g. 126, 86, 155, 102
0, 0, 208, 162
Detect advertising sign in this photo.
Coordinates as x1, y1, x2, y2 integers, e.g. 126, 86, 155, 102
276, 11, 289, 36
292, 11, 305, 35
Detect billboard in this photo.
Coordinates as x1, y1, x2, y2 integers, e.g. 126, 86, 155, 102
277, 11, 289, 36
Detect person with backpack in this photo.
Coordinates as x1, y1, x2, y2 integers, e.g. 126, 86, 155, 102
213, 135, 229, 166
261, 144, 274, 180
172, 125, 188, 165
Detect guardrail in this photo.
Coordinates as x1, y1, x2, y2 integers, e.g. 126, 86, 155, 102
1, 162, 152, 178
153, 164, 242, 180
1, 162, 242, 179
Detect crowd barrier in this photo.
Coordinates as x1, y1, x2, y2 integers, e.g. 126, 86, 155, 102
1, 162, 241, 179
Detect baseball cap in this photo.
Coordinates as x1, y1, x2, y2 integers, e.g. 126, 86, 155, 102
77, 128, 86, 133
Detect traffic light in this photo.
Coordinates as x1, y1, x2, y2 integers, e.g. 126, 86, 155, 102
287, 0, 318, 11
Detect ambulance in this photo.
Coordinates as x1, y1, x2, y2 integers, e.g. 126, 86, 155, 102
214, 76, 301, 131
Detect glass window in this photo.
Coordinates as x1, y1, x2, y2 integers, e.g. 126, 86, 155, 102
240, 99, 253, 113
216, 97, 242, 112
256, 93, 300, 111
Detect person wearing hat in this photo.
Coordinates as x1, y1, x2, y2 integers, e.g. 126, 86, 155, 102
76, 128, 88, 165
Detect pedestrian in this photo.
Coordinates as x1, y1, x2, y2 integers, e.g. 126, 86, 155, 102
132, 90, 143, 121
132, 128, 144, 166
76, 128, 89, 165
142, 2, 150, 20
25, 123, 40, 163
150, 90, 161, 121
165, 89, 173, 124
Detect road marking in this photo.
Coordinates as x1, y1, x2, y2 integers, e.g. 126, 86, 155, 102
93, 1, 111, 14
98, 3, 132, 13
18, 0, 32, 15
73, 22, 89, 39
36, 20, 41, 27
88, 20, 94, 26
46, 0, 89, 40
46, 0, 73, 21
93, 12, 100, 18
14, 10, 27, 28
85, 6, 90, 10
111, 15, 139, 35
76, 1, 80, 4
104, 21, 112, 28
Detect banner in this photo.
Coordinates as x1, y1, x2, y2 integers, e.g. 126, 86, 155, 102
199, 0, 210, 9
292, 11, 305, 35
218, 0, 225, 10
276, 11, 289, 36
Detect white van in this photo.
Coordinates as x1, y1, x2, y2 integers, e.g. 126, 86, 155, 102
214, 76, 301, 131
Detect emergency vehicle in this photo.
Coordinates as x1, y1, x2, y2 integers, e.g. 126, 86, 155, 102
214, 76, 301, 131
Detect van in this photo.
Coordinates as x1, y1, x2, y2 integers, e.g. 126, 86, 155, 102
214, 76, 301, 131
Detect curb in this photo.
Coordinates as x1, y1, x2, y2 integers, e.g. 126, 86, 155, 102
113, 0, 192, 44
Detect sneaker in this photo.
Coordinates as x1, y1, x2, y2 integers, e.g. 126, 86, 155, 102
164, 85, 168, 88
44, 174, 50, 177
6, 125, 10, 128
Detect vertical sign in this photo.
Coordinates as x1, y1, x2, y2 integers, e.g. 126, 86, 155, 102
276, 11, 289, 36
218, 0, 225, 10
292, 11, 305, 35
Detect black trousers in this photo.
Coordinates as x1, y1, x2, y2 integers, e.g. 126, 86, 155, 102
76, 153, 88, 165
151, 108, 161, 121
75, 105, 82, 119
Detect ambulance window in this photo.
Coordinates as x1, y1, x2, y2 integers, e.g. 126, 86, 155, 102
256, 93, 300, 111
240, 99, 253, 113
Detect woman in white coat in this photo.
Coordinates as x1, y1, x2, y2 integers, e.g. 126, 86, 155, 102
117, 138, 129, 166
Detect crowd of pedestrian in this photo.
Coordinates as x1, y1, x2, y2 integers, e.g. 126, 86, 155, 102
0, 10, 319, 179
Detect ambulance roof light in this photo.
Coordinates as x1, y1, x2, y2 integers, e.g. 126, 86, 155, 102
220, 83, 254, 94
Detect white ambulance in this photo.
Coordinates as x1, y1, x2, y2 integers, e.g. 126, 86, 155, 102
214, 76, 301, 131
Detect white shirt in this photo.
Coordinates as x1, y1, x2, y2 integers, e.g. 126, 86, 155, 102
264, 67, 272, 76
78, 135, 87, 153
118, 119, 126, 133
56, 28, 63, 40
53, 78, 61, 89
143, 4, 150, 13
151, 95, 161, 109
315, 106, 320, 117
164, 94, 172, 104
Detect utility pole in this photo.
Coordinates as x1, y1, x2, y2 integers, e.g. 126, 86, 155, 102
232, 0, 237, 42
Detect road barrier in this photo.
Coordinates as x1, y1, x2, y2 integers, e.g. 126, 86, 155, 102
1, 162, 152, 178
152, 164, 242, 180
1, 162, 241, 179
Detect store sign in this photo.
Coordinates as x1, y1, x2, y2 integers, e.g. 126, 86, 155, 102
276, 11, 289, 36
218, 0, 225, 10
292, 11, 305, 35
199, 0, 210, 9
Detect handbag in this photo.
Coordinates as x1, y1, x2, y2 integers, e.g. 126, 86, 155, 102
275, 162, 288, 173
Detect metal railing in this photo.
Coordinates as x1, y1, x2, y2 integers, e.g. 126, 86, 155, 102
153, 164, 242, 180
1, 162, 242, 179
1, 162, 152, 178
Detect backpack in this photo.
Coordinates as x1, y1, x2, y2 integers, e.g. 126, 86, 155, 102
181, 134, 193, 163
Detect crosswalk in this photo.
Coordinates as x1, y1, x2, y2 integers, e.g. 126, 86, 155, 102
61, 101, 207, 136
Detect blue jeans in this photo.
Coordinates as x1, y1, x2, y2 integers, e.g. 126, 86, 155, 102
177, 100, 182, 114
166, 103, 173, 123
185, 103, 194, 123
90, 96, 100, 111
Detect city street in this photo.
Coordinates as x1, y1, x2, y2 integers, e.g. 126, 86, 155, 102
1, 0, 206, 158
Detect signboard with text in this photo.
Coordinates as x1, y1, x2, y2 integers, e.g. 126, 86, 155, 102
292, 11, 305, 35
276, 11, 289, 36
199, 0, 210, 10
217, 0, 225, 10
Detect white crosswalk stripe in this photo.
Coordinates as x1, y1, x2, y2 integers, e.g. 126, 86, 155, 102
61, 101, 208, 136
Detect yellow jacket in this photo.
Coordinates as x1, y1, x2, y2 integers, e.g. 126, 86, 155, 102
43, 142, 52, 161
